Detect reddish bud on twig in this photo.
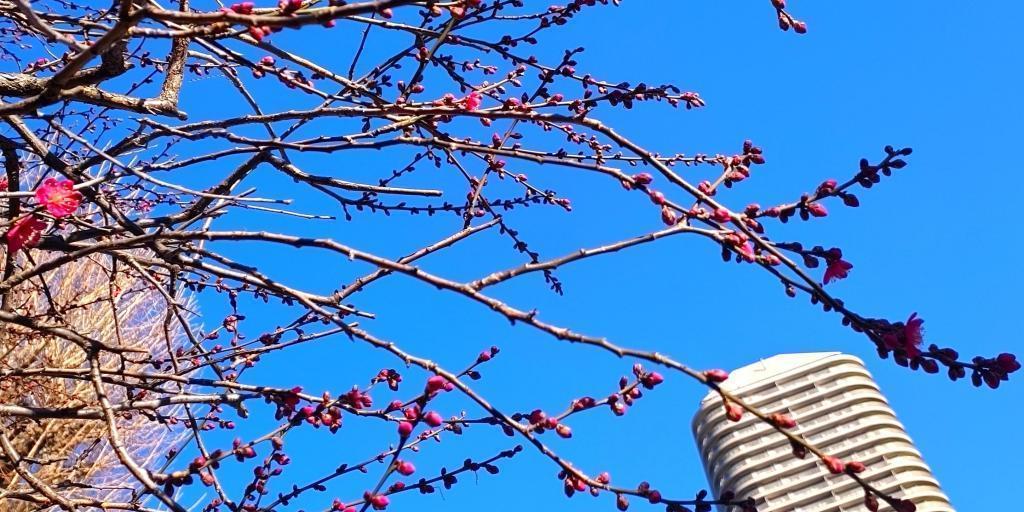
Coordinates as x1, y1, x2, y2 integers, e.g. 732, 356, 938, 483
423, 411, 443, 427
823, 455, 845, 475
703, 369, 729, 383
397, 421, 413, 438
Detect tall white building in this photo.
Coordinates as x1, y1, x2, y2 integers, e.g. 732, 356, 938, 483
691, 352, 953, 511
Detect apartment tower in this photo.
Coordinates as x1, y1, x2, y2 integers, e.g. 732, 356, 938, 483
691, 352, 953, 511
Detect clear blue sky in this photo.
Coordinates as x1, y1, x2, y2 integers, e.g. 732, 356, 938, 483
184, 2, 1022, 510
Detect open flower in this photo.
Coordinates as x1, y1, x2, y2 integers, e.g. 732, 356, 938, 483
738, 241, 756, 262
35, 178, 83, 218
903, 313, 924, 357
5, 214, 46, 253
822, 258, 853, 284
464, 91, 482, 111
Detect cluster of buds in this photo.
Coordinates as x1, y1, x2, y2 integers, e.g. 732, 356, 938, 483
363, 492, 390, 510
330, 499, 357, 512
562, 472, 588, 498
227, 1, 254, 14
269, 386, 304, 419
341, 386, 373, 409
967, 352, 1021, 389
425, 374, 454, 395
767, 412, 798, 429
862, 492, 917, 512
522, 409, 572, 438
632, 363, 665, 391
722, 231, 756, 263
716, 490, 759, 512
477, 345, 499, 363
771, 0, 808, 33
678, 91, 706, 109
720, 140, 766, 187
863, 313, 925, 360
232, 438, 257, 462
436, 91, 487, 110
821, 455, 867, 476
296, 402, 344, 432
397, 404, 443, 433
645, 189, 682, 227
247, 25, 275, 41
248, 451, 288, 497
815, 177, 861, 208
252, 55, 276, 78
278, 0, 302, 14
856, 146, 912, 189
776, 243, 854, 285
982, 353, 1020, 380
25, 57, 49, 72
571, 396, 597, 411
429, 0, 481, 18
636, 481, 663, 504
373, 368, 403, 391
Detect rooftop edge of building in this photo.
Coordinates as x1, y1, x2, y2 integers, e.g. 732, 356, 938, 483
691, 352, 869, 433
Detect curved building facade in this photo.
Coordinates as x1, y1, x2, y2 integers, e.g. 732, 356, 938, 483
691, 353, 953, 512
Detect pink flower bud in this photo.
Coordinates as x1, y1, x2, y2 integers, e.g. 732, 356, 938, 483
647, 490, 662, 504
660, 206, 678, 226
769, 413, 797, 429
724, 403, 743, 422
555, 424, 572, 438
703, 369, 729, 383
845, 461, 866, 473
997, 353, 1021, 373
823, 456, 844, 475
641, 372, 664, 389
632, 172, 653, 185
425, 375, 447, 393
200, 471, 216, 486
403, 406, 420, 421
423, 411, 443, 427
396, 460, 415, 476
529, 409, 547, 425
368, 493, 389, 510
397, 421, 413, 437
807, 202, 828, 217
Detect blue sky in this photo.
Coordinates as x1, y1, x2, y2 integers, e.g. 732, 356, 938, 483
180, 1, 1022, 510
